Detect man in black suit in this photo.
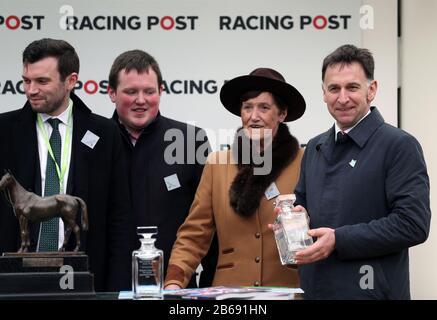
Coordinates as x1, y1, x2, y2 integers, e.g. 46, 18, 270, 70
107, 50, 217, 288
0, 38, 133, 292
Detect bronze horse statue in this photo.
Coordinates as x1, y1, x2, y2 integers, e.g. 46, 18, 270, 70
0, 171, 88, 253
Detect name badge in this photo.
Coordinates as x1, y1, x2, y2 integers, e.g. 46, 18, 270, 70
164, 174, 181, 191
81, 130, 100, 149
265, 182, 280, 200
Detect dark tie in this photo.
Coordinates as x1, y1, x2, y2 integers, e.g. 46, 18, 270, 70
39, 118, 61, 252
336, 131, 348, 144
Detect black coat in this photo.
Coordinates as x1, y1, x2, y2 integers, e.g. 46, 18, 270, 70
0, 93, 134, 292
112, 111, 217, 287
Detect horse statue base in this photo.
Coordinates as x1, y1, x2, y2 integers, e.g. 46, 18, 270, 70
0, 252, 95, 299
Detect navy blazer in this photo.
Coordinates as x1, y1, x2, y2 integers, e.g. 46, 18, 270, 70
0, 93, 134, 292
295, 107, 430, 299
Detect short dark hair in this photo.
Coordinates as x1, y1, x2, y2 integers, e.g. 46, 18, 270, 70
22, 38, 79, 81
322, 44, 374, 81
108, 50, 163, 90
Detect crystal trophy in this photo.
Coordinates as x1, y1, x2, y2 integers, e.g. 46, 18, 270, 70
132, 226, 164, 299
273, 194, 313, 265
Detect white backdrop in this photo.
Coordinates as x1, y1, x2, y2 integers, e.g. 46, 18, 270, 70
0, 0, 397, 148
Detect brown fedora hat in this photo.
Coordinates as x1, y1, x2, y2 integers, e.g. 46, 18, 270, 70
220, 68, 306, 122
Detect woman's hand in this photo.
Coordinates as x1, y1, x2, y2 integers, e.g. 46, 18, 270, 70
165, 284, 182, 290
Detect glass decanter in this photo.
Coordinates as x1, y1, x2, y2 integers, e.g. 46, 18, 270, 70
273, 194, 313, 265
132, 226, 163, 299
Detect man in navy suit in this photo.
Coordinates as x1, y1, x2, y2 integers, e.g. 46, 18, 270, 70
293, 44, 430, 299
0, 38, 133, 292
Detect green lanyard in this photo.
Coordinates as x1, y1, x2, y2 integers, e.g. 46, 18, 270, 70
37, 101, 73, 194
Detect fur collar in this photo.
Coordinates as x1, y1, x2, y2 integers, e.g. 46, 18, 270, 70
229, 123, 299, 217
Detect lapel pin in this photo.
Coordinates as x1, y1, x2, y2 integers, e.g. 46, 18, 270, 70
81, 130, 100, 149
349, 159, 357, 168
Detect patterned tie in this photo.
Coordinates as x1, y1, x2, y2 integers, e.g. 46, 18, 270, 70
39, 118, 61, 252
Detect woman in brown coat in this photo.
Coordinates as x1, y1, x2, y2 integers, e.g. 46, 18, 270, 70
165, 68, 306, 289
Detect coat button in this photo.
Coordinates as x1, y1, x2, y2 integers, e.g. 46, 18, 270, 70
254, 281, 260, 286
255, 232, 261, 239
255, 256, 261, 263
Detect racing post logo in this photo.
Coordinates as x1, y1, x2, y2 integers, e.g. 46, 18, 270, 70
0, 15, 44, 30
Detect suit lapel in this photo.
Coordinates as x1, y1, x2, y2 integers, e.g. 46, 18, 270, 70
68, 102, 91, 199
68, 93, 95, 251
11, 104, 40, 193
318, 127, 336, 163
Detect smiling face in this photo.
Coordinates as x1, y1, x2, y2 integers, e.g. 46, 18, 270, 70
108, 68, 163, 138
323, 62, 377, 130
22, 57, 77, 116
240, 91, 287, 140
